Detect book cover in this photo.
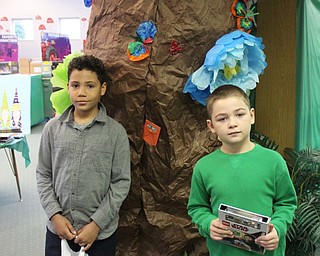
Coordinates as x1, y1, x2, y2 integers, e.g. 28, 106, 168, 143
218, 204, 271, 254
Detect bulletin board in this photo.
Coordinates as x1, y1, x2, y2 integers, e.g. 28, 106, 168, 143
0, 34, 18, 62
0, 74, 31, 134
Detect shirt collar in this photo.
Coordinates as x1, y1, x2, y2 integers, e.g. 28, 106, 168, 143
59, 102, 107, 124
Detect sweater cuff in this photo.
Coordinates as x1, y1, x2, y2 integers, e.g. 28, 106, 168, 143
202, 215, 216, 238
45, 202, 62, 221
270, 220, 285, 239
91, 208, 112, 230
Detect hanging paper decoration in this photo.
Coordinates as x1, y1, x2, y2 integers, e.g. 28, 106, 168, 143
35, 15, 42, 20
50, 52, 84, 115
169, 39, 184, 55
38, 24, 46, 30
0, 17, 10, 33
183, 30, 267, 106
127, 20, 157, 61
84, 0, 92, 8
231, 0, 258, 33
47, 18, 54, 23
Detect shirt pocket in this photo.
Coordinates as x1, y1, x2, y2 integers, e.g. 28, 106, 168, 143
88, 145, 113, 173
52, 141, 70, 168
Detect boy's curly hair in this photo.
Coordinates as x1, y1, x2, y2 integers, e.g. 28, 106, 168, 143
67, 55, 107, 86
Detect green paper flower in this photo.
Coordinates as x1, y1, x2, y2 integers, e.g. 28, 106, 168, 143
50, 52, 83, 115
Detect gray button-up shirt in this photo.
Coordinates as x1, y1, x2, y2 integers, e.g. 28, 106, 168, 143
36, 103, 131, 240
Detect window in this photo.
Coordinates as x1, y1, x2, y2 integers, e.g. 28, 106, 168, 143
59, 18, 80, 40
12, 19, 34, 40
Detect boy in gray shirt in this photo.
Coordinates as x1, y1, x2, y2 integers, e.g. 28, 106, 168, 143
36, 55, 131, 256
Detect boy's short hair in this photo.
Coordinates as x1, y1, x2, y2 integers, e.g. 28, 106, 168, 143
68, 55, 107, 85
206, 85, 250, 119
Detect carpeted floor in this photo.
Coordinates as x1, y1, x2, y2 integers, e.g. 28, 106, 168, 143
0, 123, 47, 256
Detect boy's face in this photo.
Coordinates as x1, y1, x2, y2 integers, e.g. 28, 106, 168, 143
207, 96, 255, 151
68, 69, 106, 115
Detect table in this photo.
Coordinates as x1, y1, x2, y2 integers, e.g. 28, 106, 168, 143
0, 136, 30, 201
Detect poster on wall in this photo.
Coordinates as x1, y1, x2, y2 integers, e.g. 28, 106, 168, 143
0, 34, 18, 62
41, 31, 71, 61
0, 16, 11, 34
0, 75, 31, 134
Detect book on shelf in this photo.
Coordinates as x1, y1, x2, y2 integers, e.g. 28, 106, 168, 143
0, 133, 15, 143
0, 132, 24, 143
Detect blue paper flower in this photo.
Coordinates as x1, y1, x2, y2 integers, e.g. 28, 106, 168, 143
136, 20, 157, 44
183, 30, 267, 106
83, 0, 92, 8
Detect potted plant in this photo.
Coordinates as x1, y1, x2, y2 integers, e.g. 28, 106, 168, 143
250, 129, 279, 151
283, 147, 320, 256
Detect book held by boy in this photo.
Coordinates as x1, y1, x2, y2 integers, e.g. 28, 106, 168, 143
218, 203, 271, 254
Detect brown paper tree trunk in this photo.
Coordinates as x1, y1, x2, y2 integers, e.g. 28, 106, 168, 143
85, 1, 235, 255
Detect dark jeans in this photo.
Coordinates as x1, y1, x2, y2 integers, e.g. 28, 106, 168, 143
45, 228, 116, 256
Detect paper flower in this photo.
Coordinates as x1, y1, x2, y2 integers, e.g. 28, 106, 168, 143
170, 39, 184, 55
127, 41, 150, 61
84, 0, 92, 8
183, 30, 267, 106
231, 0, 258, 33
136, 20, 157, 44
50, 52, 83, 115
127, 20, 157, 61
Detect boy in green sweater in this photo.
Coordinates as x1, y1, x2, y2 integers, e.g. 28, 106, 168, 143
187, 85, 297, 256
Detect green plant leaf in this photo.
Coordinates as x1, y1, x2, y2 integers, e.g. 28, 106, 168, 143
49, 52, 83, 115
250, 130, 279, 150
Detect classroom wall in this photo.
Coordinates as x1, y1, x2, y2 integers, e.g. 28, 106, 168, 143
255, 0, 296, 154
0, 0, 91, 59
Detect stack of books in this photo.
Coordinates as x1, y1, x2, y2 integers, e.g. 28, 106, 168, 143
0, 133, 14, 143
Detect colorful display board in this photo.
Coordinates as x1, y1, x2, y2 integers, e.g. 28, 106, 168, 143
0, 74, 31, 134
41, 32, 71, 61
0, 34, 18, 62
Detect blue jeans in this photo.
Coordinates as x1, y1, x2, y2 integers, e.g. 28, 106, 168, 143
45, 228, 116, 256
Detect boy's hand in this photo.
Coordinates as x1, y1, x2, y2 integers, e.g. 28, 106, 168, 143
210, 218, 234, 241
255, 224, 279, 251
74, 221, 101, 251
50, 213, 77, 240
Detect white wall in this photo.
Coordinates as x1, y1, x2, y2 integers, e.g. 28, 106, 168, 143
0, 0, 91, 59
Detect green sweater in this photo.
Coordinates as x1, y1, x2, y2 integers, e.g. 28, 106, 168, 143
187, 144, 297, 256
